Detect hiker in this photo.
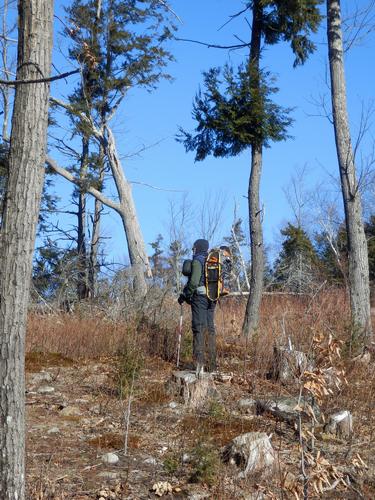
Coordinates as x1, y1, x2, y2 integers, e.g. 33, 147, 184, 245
178, 239, 217, 373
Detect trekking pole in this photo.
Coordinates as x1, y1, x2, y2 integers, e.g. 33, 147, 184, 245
176, 304, 183, 368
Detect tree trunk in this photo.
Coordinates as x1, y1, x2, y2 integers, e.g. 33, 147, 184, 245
88, 145, 105, 296
243, 145, 264, 336
0, 0, 11, 142
104, 125, 151, 296
327, 0, 373, 344
242, 0, 264, 337
77, 136, 90, 300
0, 1, 53, 497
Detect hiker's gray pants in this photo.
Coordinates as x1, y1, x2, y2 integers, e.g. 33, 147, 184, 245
191, 294, 216, 371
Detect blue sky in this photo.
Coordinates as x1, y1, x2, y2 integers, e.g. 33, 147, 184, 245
47, 0, 375, 265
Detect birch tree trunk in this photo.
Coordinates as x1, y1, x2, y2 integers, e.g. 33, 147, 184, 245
0, 1, 53, 497
327, 0, 373, 344
242, 0, 264, 337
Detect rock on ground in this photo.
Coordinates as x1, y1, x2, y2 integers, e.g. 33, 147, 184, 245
101, 453, 119, 465
256, 396, 320, 424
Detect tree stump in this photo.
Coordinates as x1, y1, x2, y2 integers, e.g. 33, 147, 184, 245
272, 345, 313, 382
324, 410, 353, 439
168, 371, 216, 409
223, 432, 276, 478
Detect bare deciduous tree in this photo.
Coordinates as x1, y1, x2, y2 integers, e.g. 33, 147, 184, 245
327, 0, 373, 343
0, 1, 53, 497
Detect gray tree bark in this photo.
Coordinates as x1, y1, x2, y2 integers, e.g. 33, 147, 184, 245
47, 123, 152, 298
327, 0, 373, 344
104, 125, 151, 296
0, 1, 53, 498
88, 145, 105, 297
242, 0, 264, 337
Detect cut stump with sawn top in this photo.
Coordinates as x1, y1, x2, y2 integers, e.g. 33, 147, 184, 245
168, 371, 216, 409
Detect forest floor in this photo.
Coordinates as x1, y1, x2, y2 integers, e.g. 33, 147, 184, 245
25, 293, 375, 499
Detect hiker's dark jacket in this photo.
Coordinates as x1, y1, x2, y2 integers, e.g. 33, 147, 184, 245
183, 252, 207, 300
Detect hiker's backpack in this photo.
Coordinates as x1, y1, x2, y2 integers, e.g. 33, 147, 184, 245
182, 259, 192, 277
205, 247, 232, 301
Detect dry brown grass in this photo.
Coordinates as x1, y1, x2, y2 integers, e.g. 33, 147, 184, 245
26, 313, 134, 358
24, 289, 375, 499
27, 289, 354, 364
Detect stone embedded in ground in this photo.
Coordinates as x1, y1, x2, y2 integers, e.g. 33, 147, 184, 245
238, 398, 257, 414
243, 494, 265, 500
352, 351, 371, 365
98, 471, 119, 480
187, 493, 211, 500
30, 371, 53, 385
224, 432, 276, 478
212, 372, 233, 383
101, 452, 119, 465
60, 405, 81, 417
324, 410, 353, 439
143, 457, 157, 465
47, 427, 60, 435
168, 371, 217, 409
272, 345, 313, 382
38, 385, 55, 394
256, 396, 320, 424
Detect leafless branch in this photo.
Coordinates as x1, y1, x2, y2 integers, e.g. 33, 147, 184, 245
0, 68, 79, 85
46, 156, 121, 213
129, 180, 184, 192
174, 37, 249, 50
218, 5, 250, 31
156, 0, 183, 24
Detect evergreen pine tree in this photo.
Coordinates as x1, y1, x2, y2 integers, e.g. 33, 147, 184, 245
274, 223, 320, 293
48, 0, 175, 297
179, 1, 322, 336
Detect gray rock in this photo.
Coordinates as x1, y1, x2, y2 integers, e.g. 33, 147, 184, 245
101, 452, 119, 465
256, 396, 320, 424
143, 457, 157, 466
47, 427, 60, 435
38, 386, 55, 394
224, 432, 276, 478
169, 401, 178, 409
187, 493, 210, 500
98, 471, 119, 480
238, 398, 257, 414
30, 371, 53, 385
60, 405, 81, 417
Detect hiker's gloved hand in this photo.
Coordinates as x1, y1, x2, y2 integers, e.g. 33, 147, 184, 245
178, 294, 185, 305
